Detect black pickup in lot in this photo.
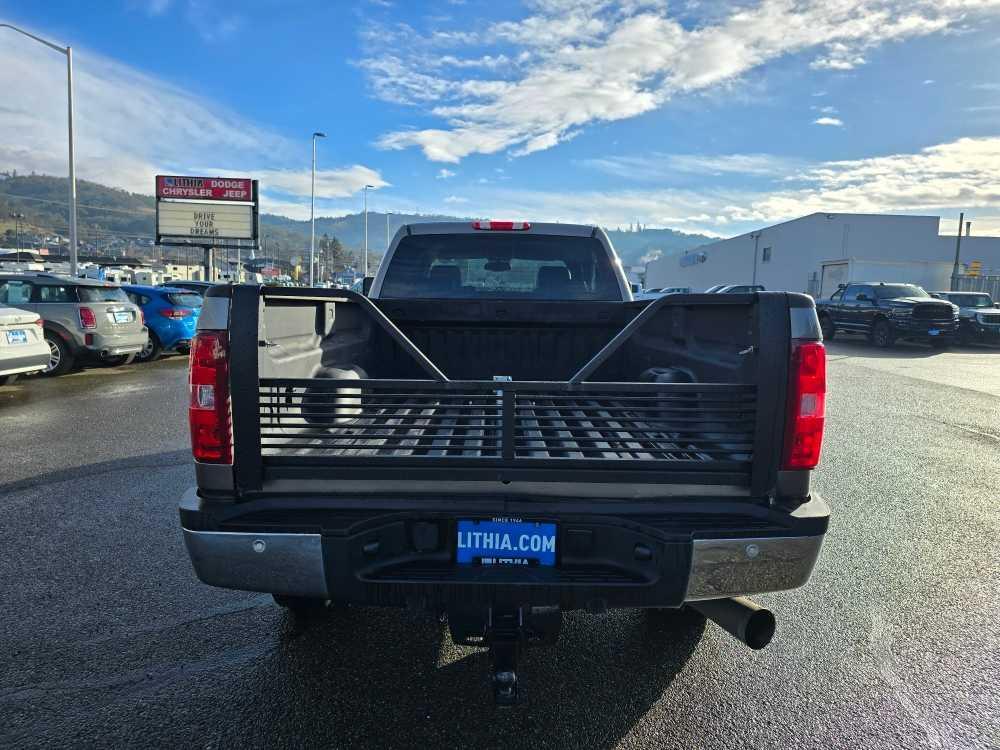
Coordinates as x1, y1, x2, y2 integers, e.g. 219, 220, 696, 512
816, 281, 958, 347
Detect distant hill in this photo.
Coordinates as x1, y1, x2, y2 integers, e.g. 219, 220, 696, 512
0, 172, 713, 265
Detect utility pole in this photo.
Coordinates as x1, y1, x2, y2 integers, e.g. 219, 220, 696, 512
0, 25, 79, 275
751, 232, 761, 285
309, 131, 326, 287
951, 212, 964, 291
362, 184, 376, 277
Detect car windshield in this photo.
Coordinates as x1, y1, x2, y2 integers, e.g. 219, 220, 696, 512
380, 233, 622, 300
77, 286, 130, 303
874, 284, 928, 299
945, 294, 992, 307
166, 293, 203, 307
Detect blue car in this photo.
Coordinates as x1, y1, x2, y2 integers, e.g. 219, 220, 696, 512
123, 285, 202, 361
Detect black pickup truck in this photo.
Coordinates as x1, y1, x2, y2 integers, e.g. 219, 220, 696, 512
815, 282, 958, 348
179, 221, 829, 704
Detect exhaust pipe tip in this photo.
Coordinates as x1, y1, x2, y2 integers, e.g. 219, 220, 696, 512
743, 607, 776, 650
690, 596, 776, 650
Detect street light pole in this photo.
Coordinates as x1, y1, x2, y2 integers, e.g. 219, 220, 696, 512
309, 131, 326, 287
750, 232, 761, 285
362, 184, 376, 277
0, 24, 78, 276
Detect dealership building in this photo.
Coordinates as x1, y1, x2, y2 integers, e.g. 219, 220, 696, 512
645, 213, 1000, 297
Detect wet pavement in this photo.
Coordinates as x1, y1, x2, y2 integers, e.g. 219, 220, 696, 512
1, 350, 998, 749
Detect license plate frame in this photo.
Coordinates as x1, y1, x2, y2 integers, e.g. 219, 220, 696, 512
456, 518, 557, 567
928, 328, 940, 336
113, 311, 133, 324
4, 329, 28, 345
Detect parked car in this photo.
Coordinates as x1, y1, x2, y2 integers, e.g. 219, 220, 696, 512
0, 305, 49, 384
704, 284, 726, 293
159, 281, 219, 295
815, 282, 958, 348
660, 286, 692, 295
0, 273, 148, 376
123, 284, 202, 361
179, 221, 829, 706
715, 284, 766, 294
930, 291, 1000, 344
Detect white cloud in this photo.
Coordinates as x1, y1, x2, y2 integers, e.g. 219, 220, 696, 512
811, 105, 839, 114
418, 137, 1000, 237
923, 78, 936, 84
443, 195, 469, 203
813, 117, 844, 126
581, 152, 801, 180
365, 0, 1000, 163
436, 168, 457, 179
250, 166, 388, 198
0, 26, 385, 204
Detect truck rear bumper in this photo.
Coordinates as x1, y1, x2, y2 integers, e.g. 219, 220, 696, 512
179, 489, 829, 609
182, 527, 824, 604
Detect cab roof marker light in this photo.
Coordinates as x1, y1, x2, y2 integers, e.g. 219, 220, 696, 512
471, 220, 531, 231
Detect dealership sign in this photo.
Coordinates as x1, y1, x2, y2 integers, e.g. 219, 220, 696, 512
155, 175, 258, 248
156, 175, 253, 202
157, 202, 254, 241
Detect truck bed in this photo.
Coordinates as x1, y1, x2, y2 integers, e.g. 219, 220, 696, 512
260, 379, 755, 463
224, 286, 793, 496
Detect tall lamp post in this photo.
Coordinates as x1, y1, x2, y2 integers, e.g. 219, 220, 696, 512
309, 131, 326, 287
1, 24, 78, 276
362, 184, 376, 277
9, 212, 25, 252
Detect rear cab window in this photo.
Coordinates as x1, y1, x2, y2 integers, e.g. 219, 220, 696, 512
379, 233, 623, 300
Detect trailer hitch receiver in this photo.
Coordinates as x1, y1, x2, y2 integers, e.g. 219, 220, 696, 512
449, 605, 562, 706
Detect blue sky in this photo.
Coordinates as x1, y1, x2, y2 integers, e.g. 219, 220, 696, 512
1, 0, 999, 237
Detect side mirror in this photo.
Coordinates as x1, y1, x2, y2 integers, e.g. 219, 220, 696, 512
362, 276, 374, 296
994, 302, 1000, 309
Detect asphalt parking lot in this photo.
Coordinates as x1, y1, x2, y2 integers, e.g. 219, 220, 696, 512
2, 344, 999, 750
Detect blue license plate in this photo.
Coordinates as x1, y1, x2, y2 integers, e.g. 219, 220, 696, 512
5, 329, 28, 345
456, 519, 557, 567
928, 329, 940, 336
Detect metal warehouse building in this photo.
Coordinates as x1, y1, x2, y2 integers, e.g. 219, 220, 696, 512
645, 213, 1000, 297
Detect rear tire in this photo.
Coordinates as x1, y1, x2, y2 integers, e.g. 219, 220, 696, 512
103, 353, 137, 367
819, 314, 835, 340
871, 319, 895, 348
42, 334, 75, 377
137, 332, 162, 362
272, 594, 331, 614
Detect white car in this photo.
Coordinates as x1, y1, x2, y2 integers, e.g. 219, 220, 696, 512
0, 305, 50, 384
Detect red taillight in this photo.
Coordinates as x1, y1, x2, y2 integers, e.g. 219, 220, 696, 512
33, 318, 43, 327
78, 307, 97, 329
471, 220, 531, 231
781, 341, 826, 470
160, 307, 193, 319
188, 331, 232, 464
138, 308, 145, 326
